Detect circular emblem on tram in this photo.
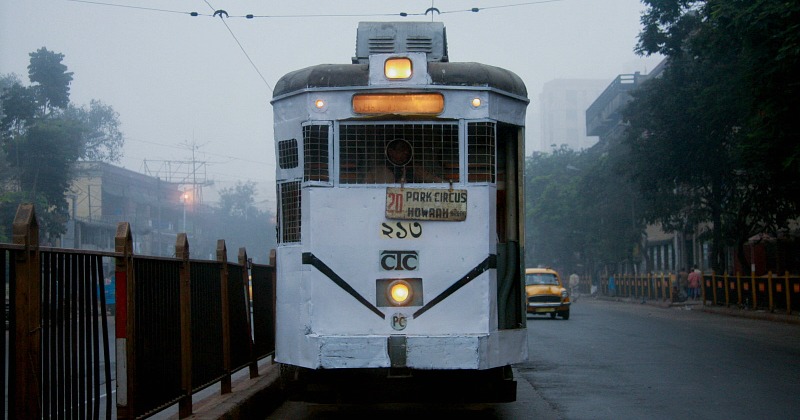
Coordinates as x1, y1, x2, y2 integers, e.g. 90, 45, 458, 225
385, 139, 413, 167
391, 312, 408, 331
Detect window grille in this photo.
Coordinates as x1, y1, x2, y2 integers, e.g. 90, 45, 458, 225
304, 125, 329, 182
278, 181, 301, 243
339, 123, 459, 184
278, 139, 298, 169
467, 122, 496, 183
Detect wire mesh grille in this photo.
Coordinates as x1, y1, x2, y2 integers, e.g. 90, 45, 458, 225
279, 181, 301, 243
277, 139, 299, 169
304, 125, 330, 182
467, 122, 496, 183
339, 123, 459, 184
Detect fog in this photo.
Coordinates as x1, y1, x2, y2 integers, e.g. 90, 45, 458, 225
1, 0, 660, 211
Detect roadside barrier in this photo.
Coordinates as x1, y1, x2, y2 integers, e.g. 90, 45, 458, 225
599, 271, 799, 314
703, 271, 799, 314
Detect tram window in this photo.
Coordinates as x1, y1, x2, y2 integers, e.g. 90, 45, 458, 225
278, 139, 299, 169
303, 125, 330, 182
339, 123, 459, 184
278, 181, 301, 243
467, 122, 496, 183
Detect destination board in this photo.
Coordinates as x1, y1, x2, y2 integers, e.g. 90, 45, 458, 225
385, 187, 467, 221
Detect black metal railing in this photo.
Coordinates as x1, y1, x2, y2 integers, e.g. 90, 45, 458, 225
3, 203, 277, 420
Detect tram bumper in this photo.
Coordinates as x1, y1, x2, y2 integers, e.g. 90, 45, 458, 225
308, 328, 527, 370
285, 330, 526, 403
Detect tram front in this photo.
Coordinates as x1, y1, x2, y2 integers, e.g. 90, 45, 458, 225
271, 22, 529, 402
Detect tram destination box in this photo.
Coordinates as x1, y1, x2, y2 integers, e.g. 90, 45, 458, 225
385, 187, 467, 221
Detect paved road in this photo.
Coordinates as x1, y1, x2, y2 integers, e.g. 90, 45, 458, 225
267, 298, 800, 418
517, 298, 800, 419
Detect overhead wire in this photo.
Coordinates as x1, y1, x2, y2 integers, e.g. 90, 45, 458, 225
201, 0, 273, 91
65, 0, 565, 20
65, 0, 565, 91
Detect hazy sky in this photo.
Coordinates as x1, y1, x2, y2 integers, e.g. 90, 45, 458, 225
1, 0, 660, 211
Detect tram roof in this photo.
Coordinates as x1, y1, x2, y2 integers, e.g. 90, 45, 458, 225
272, 62, 528, 99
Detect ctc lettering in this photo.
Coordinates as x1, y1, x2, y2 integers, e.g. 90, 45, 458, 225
380, 250, 419, 271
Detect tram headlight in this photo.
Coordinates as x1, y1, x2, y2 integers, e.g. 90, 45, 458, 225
385, 57, 412, 79
388, 280, 413, 306
471, 98, 482, 108
314, 99, 325, 109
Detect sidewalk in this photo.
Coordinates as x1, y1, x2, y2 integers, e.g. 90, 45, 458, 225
594, 294, 800, 325
170, 362, 283, 420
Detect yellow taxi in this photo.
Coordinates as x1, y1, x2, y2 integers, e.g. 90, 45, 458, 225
525, 267, 570, 320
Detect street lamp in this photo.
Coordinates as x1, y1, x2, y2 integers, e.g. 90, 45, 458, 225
181, 192, 190, 233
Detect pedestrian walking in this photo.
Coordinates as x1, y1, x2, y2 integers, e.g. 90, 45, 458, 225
608, 274, 616, 297
688, 266, 702, 300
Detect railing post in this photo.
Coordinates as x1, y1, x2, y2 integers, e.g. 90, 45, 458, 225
239, 248, 259, 379
701, 272, 707, 305
12, 203, 41, 420
115, 222, 135, 419
176, 234, 192, 418
217, 240, 232, 394
270, 249, 278, 360
766, 271, 774, 311
786, 272, 791, 315
736, 272, 742, 306
668, 273, 674, 302
724, 272, 730, 307
711, 271, 717, 306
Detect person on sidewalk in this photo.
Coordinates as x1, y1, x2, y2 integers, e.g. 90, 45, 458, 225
688, 266, 702, 300
608, 274, 616, 297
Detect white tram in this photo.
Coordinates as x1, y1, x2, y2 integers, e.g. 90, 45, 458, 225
272, 22, 528, 402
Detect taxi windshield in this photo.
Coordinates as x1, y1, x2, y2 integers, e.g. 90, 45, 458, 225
525, 273, 559, 286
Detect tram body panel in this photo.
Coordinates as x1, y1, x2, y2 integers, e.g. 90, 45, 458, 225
272, 22, 528, 400
276, 187, 512, 369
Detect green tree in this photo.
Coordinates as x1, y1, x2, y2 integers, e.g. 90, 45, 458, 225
65, 100, 124, 162
197, 181, 276, 264
1, 48, 125, 241
28, 47, 73, 114
625, 0, 800, 272
525, 146, 585, 273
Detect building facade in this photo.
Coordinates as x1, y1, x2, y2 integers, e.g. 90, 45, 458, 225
63, 162, 186, 256
538, 79, 608, 152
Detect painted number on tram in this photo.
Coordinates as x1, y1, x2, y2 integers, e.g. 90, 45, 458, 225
381, 222, 423, 239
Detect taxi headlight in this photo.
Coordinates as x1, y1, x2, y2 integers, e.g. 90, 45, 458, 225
561, 289, 568, 298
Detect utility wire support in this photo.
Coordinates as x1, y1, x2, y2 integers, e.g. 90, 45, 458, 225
203, 0, 274, 92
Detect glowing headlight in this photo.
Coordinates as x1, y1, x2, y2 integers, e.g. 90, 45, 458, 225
471, 98, 482, 108
385, 57, 412, 79
314, 99, 325, 109
388, 280, 413, 306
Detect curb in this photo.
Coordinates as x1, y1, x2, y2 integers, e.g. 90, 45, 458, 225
172, 363, 283, 420
593, 295, 800, 324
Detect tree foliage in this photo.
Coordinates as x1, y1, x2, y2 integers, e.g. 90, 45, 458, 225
524, 145, 645, 277
624, 0, 800, 272
197, 181, 276, 263
1, 48, 124, 242
28, 47, 73, 114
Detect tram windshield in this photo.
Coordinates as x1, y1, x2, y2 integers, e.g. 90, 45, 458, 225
321, 122, 496, 185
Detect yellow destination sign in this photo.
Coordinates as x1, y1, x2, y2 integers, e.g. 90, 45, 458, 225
385, 187, 467, 221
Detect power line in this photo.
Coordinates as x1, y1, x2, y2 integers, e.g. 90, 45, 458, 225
65, 0, 566, 20
126, 137, 273, 166
202, 0, 273, 91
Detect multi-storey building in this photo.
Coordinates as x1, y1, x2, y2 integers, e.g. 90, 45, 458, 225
63, 161, 186, 256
